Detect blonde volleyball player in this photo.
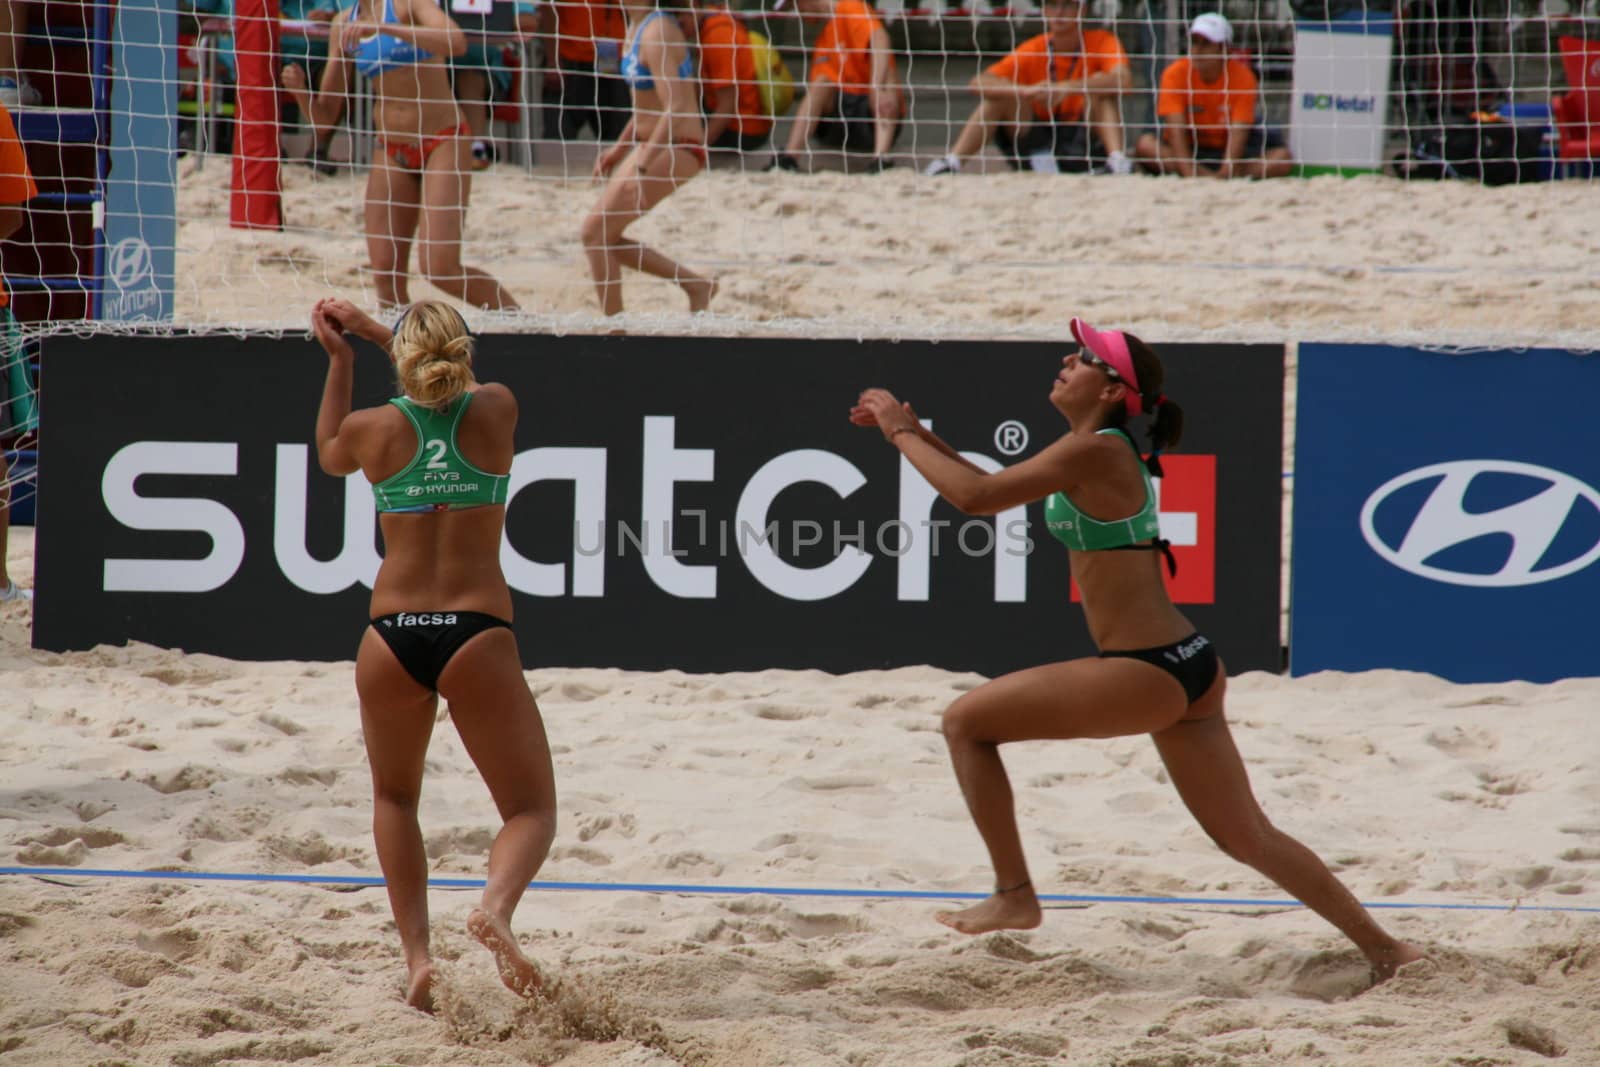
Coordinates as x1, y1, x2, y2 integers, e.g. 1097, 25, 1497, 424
312, 297, 555, 1009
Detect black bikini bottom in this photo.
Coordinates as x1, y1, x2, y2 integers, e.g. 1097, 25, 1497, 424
370, 610, 512, 691
1100, 632, 1219, 704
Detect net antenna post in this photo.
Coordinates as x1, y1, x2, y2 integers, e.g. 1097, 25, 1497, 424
230, 0, 285, 230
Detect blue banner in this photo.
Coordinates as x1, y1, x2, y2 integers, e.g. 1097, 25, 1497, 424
1291, 344, 1600, 682
105, 0, 177, 321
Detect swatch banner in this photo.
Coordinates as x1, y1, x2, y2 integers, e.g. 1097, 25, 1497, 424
1292, 343, 1600, 683
34, 335, 1284, 676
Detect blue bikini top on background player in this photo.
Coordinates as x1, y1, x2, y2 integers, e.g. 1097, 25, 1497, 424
350, 0, 433, 79
620, 10, 694, 91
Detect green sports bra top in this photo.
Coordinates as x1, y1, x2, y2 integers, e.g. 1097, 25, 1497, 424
371, 393, 510, 513
1043, 428, 1161, 551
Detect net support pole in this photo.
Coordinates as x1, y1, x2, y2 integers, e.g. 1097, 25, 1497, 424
230, 0, 283, 231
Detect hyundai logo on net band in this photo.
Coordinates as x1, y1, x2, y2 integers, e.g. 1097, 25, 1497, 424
1359, 460, 1600, 588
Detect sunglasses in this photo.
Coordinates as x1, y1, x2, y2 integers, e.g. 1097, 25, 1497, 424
1078, 349, 1123, 382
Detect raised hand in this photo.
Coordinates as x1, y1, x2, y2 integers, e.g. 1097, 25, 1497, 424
311, 299, 354, 361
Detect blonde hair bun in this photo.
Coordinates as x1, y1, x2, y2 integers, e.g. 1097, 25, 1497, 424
392, 302, 476, 410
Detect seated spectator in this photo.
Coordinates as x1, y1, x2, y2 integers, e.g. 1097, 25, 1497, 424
537, 0, 629, 142
768, 0, 901, 173
1132, 13, 1292, 179
679, 0, 777, 157
0, 100, 35, 601
924, 0, 1132, 176
450, 1, 538, 170
281, 0, 351, 172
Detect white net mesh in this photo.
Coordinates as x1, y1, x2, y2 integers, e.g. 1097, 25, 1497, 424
1, 0, 1597, 348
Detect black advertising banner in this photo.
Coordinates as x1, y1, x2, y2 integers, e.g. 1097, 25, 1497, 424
35, 335, 1284, 676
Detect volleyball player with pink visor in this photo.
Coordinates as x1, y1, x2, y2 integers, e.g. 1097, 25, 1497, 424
850, 317, 1425, 983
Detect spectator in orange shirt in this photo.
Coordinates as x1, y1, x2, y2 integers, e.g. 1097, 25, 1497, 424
680, 0, 775, 156
536, 0, 630, 142
924, 0, 1132, 176
769, 0, 902, 172
1132, 13, 1292, 179
0, 101, 36, 601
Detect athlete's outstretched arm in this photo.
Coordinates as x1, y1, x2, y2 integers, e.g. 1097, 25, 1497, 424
850, 398, 987, 476
854, 387, 1083, 515
312, 301, 361, 476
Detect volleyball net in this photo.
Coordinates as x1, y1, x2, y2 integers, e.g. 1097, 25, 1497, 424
0, 0, 1595, 351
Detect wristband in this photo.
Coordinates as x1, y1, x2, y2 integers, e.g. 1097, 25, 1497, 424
889, 427, 918, 442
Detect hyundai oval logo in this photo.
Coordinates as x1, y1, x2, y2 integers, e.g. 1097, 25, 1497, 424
107, 237, 154, 291
1359, 460, 1600, 587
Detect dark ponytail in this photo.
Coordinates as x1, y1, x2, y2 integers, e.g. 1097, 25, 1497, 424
1124, 333, 1184, 478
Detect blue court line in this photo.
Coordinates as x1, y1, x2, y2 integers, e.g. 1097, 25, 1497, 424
4, 866, 1599, 915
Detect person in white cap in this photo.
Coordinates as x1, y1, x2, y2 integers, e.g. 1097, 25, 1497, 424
924, 0, 1134, 176
1132, 12, 1293, 178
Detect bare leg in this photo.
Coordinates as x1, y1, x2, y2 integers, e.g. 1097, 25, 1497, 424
1152, 667, 1426, 980
935, 657, 1188, 934
355, 628, 440, 1011
1131, 131, 1161, 172
417, 135, 519, 309
873, 99, 899, 158
1086, 94, 1126, 156
1234, 146, 1294, 180
365, 152, 420, 309
581, 146, 712, 316
784, 80, 836, 156
439, 627, 557, 997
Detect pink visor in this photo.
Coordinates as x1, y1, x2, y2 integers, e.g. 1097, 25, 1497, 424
1070, 316, 1143, 416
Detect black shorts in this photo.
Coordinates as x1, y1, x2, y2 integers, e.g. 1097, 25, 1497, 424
995, 121, 1103, 173
813, 89, 902, 153
1100, 633, 1220, 705
545, 59, 631, 142
709, 125, 773, 153
1192, 126, 1286, 162
370, 610, 512, 691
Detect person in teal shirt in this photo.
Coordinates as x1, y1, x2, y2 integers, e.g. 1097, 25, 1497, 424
851, 318, 1427, 984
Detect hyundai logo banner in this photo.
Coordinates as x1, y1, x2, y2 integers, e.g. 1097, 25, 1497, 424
35, 335, 1285, 677
1291, 344, 1600, 683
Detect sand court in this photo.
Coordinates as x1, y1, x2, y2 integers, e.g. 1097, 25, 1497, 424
5, 528, 1600, 1065
8, 142, 1600, 1063
168, 159, 1600, 347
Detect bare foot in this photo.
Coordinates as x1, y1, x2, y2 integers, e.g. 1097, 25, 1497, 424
467, 907, 543, 998
684, 276, 718, 314
934, 890, 1043, 935
405, 961, 436, 1013
1369, 940, 1429, 983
